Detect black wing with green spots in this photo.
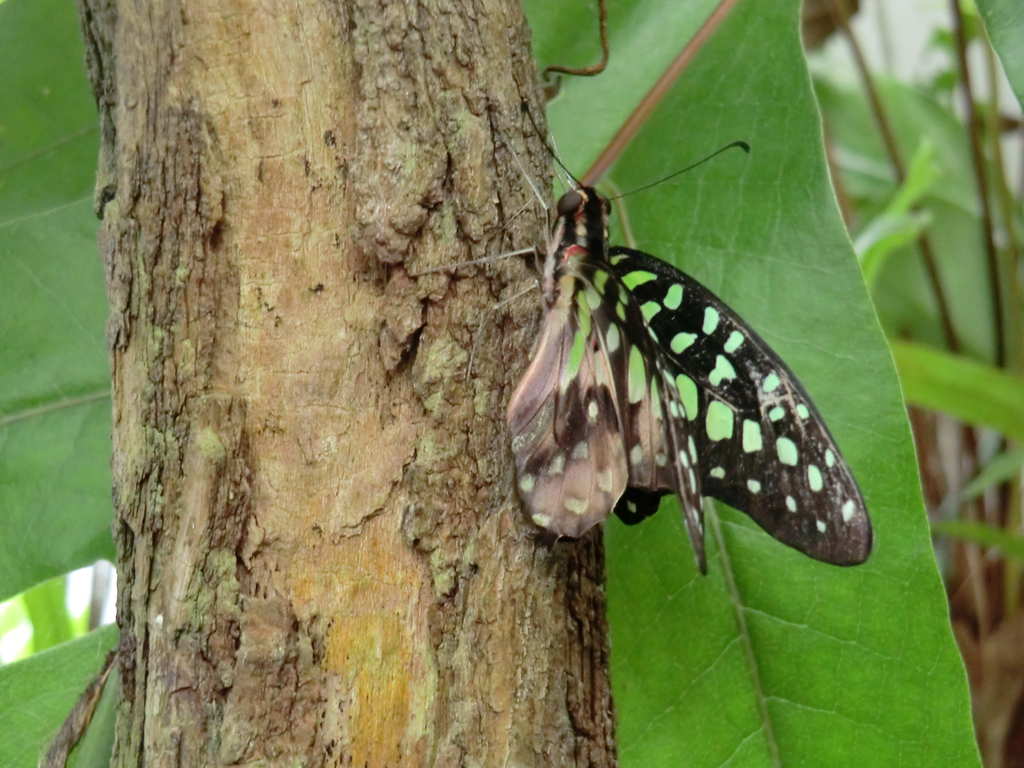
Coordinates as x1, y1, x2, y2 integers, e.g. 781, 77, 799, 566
506, 186, 871, 572
605, 246, 872, 567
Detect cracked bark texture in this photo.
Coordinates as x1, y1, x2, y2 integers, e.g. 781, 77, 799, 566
77, 0, 616, 765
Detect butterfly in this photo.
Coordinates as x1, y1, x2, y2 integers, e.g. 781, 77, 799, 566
506, 182, 872, 573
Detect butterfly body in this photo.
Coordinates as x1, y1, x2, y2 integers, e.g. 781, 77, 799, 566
507, 186, 872, 571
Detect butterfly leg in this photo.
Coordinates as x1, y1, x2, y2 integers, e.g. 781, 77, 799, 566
411, 246, 537, 277
466, 280, 540, 381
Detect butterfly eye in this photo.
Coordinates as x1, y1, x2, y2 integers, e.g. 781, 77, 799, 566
556, 191, 583, 217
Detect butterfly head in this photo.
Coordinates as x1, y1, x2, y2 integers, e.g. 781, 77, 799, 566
541, 186, 611, 305
553, 186, 610, 256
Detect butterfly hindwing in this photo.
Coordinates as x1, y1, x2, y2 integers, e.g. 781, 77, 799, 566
606, 246, 872, 565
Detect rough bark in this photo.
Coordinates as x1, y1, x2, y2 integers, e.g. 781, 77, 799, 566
77, 0, 616, 765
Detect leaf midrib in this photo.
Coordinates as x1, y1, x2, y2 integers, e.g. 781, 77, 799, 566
0, 389, 110, 429
710, 506, 782, 766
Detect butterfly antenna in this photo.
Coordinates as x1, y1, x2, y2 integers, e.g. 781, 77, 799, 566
465, 281, 539, 380
609, 140, 750, 200
521, 101, 582, 190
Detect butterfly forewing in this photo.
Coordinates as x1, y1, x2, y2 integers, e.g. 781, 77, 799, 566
606, 246, 872, 565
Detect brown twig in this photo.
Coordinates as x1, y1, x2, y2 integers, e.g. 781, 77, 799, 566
543, 0, 609, 79
582, 0, 741, 185
831, 0, 962, 353
949, 0, 1006, 368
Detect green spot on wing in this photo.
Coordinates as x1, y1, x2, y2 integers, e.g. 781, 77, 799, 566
670, 332, 697, 354
575, 293, 592, 336
622, 270, 657, 290
605, 323, 620, 353
724, 331, 744, 353
640, 301, 660, 322
675, 373, 698, 420
742, 419, 763, 452
709, 355, 736, 386
663, 284, 684, 310
776, 436, 798, 466
808, 464, 823, 491
628, 347, 646, 403
565, 329, 586, 385
703, 307, 720, 335
705, 400, 733, 441
651, 377, 663, 419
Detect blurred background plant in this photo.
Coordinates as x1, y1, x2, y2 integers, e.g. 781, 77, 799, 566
0, 0, 1021, 765
808, 1, 1024, 765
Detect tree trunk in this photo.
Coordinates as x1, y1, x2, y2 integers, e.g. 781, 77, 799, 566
77, 1, 616, 765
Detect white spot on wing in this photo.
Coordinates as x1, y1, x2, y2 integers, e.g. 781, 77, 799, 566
565, 497, 587, 516
841, 499, 855, 522
630, 444, 643, 466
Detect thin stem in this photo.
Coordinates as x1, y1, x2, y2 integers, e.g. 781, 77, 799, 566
874, 0, 895, 74
543, 0, 609, 79
949, 0, 1006, 367
581, 0, 741, 186
983, 38, 1022, 371
831, 0, 961, 352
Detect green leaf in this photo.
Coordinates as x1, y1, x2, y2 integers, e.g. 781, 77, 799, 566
892, 339, 1024, 442
525, 1, 979, 765
67, 667, 119, 768
855, 140, 939, 287
0, 0, 113, 602
0, 0, 99, 218
977, 0, 1024, 108
961, 447, 1024, 501
0, 624, 118, 768
932, 520, 1024, 564
816, 76, 997, 362
22, 576, 74, 654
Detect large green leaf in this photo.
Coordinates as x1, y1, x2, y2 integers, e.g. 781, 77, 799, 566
0, 624, 118, 768
524, 1, 979, 764
977, 0, 1024, 107
0, 0, 113, 602
22, 576, 74, 654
